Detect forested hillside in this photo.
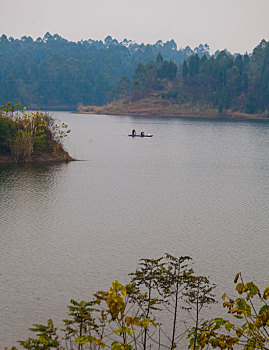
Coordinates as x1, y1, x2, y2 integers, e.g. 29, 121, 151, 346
109, 39, 269, 116
0, 33, 210, 108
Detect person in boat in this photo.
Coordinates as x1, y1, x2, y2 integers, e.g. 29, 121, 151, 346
140, 131, 145, 137
132, 129, 136, 136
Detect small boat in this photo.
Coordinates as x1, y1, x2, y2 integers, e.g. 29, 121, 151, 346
128, 134, 153, 137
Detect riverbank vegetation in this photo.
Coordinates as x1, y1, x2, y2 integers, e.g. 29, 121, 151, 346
6, 254, 269, 349
80, 40, 269, 118
0, 103, 73, 162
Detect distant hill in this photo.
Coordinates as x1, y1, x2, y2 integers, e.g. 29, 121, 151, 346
0, 33, 211, 108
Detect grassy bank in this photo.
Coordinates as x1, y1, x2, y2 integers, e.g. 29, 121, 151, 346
78, 95, 269, 120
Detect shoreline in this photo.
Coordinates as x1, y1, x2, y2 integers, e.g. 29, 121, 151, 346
0, 153, 76, 164
78, 99, 269, 121
78, 109, 269, 121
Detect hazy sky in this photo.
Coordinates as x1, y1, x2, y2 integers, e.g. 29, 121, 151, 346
1, 0, 269, 53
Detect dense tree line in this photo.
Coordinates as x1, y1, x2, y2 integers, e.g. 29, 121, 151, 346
180, 40, 269, 114
0, 33, 210, 108
2, 33, 268, 114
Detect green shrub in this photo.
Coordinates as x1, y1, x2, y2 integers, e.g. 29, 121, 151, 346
0, 116, 16, 154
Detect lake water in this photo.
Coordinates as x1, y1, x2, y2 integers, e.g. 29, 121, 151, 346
0, 112, 269, 347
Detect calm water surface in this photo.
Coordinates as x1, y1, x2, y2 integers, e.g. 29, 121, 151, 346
0, 112, 269, 346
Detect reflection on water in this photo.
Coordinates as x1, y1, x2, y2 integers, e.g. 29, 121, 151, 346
0, 113, 269, 347
0, 162, 66, 187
